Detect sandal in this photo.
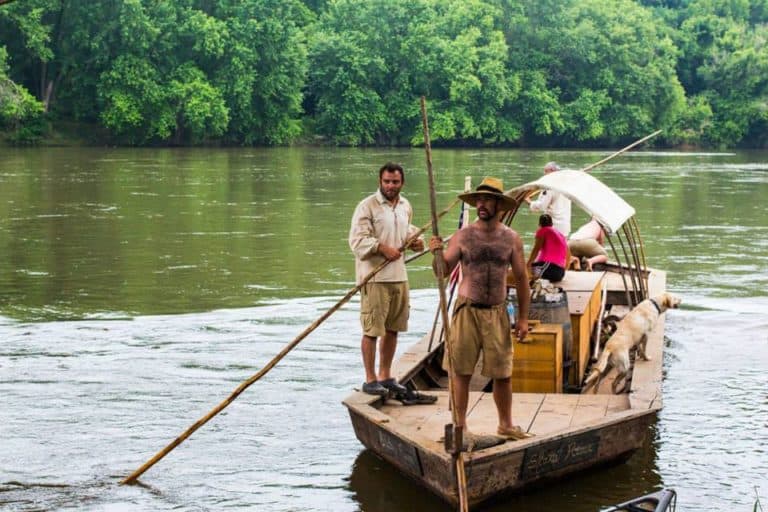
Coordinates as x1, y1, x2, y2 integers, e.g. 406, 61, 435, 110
497, 425, 534, 440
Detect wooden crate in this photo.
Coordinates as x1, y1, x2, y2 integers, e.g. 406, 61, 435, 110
562, 273, 604, 387
512, 323, 563, 393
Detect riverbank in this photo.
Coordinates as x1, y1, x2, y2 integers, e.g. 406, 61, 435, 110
0, 120, 710, 150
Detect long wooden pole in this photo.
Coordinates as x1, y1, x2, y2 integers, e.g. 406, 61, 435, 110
120, 198, 460, 485
579, 130, 661, 173
420, 96, 469, 512
428, 179, 468, 352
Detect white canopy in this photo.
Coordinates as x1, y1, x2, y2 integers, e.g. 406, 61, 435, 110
507, 170, 635, 234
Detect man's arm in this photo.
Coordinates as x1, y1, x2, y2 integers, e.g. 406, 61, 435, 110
406, 224, 425, 252
429, 231, 461, 278
349, 200, 379, 259
509, 232, 530, 340
526, 234, 543, 268
529, 190, 553, 213
349, 200, 401, 261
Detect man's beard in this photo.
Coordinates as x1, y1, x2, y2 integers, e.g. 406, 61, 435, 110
380, 187, 400, 201
477, 206, 497, 221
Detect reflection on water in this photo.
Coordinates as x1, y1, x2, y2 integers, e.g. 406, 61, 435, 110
348, 450, 449, 511
1, 148, 767, 511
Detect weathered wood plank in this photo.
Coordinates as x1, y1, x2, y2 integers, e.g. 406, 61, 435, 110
514, 393, 546, 433
528, 394, 579, 435
607, 393, 630, 413
570, 393, 609, 427
629, 316, 665, 410
403, 391, 486, 446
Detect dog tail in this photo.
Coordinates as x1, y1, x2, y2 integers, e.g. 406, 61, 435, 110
592, 348, 611, 375
582, 348, 612, 391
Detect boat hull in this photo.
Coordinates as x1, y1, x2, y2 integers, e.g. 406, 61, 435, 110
347, 406, 655, 507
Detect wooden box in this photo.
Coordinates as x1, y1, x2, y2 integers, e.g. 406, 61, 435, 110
560, 272, 605, 387
512, 323, 563, 393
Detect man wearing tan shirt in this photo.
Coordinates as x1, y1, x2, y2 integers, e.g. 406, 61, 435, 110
349, 162, 425, 397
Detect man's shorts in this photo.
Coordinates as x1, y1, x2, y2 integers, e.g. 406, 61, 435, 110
568, 238, 607, 258
443, 296, 513, 379
360, 281, 409, 338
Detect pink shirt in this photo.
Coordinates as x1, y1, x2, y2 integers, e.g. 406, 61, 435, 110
535, 226, 567, 267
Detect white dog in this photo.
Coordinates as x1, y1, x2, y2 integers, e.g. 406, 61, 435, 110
582, 292, 681, 394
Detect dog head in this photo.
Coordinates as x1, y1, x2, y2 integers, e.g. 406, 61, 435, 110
654, 292, 681, 312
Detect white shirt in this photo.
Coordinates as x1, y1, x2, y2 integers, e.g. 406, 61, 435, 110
349, 190, 420, 284
530, 189, 571, 237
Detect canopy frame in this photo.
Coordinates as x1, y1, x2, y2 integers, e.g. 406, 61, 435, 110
502, 171, 649, 305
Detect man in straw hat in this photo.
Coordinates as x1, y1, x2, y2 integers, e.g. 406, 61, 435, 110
429, 177, 533, 441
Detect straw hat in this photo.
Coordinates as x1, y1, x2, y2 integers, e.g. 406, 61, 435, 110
458, 177, 517, 211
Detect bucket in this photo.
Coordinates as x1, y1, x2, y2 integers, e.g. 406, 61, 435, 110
513, 287, 572, 388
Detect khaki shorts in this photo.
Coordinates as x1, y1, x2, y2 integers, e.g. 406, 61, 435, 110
568, 238, 607, 258
443, 296, 513, 379
360, 282, 409, 337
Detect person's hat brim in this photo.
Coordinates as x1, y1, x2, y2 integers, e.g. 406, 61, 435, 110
458, 190, 517, 211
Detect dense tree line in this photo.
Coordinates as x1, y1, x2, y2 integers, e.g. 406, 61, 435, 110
1, 0, 766, 147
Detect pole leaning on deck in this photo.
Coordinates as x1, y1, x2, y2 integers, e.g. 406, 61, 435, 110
420, 96, 469, 512
119, 199, 459, 486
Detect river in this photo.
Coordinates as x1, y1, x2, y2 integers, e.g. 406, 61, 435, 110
1, 147, 766, 511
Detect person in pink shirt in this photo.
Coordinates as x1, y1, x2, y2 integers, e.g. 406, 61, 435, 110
527, 214, 567, 282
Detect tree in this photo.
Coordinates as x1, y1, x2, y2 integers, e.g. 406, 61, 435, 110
675, 0, 768, 146
308, 0, 515, 145
0, 46, 45, 143
504, 0, 686, 145
1, 0, 310, 145
213, 0, 312, 145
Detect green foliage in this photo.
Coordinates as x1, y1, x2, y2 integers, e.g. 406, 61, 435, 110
309, 0, 515, 145
505, 0, 686, 145
675, 0, 768, 146
0, 0, 766, 147
2, 0, 309, 146
214, 0, 311, 144
665, 94, 713, 145
0, 46, 45, 144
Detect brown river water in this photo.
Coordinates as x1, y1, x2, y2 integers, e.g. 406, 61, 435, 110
1, 147, 766, 511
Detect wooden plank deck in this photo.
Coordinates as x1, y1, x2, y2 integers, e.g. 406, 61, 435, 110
375, 389, 630, 451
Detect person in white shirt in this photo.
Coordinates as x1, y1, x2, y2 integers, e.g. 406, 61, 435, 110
527, 162, 571, 237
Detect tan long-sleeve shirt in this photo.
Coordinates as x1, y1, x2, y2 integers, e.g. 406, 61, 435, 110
349, 190, 420, 284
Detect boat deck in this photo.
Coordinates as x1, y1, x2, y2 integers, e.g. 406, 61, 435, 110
350, 390, 631, 455
344, 268, 667, 458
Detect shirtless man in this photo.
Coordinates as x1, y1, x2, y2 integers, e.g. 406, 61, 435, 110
429, 177, 532, 441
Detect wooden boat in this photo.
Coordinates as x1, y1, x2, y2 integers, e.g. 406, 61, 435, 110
342, 170, 670, 508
